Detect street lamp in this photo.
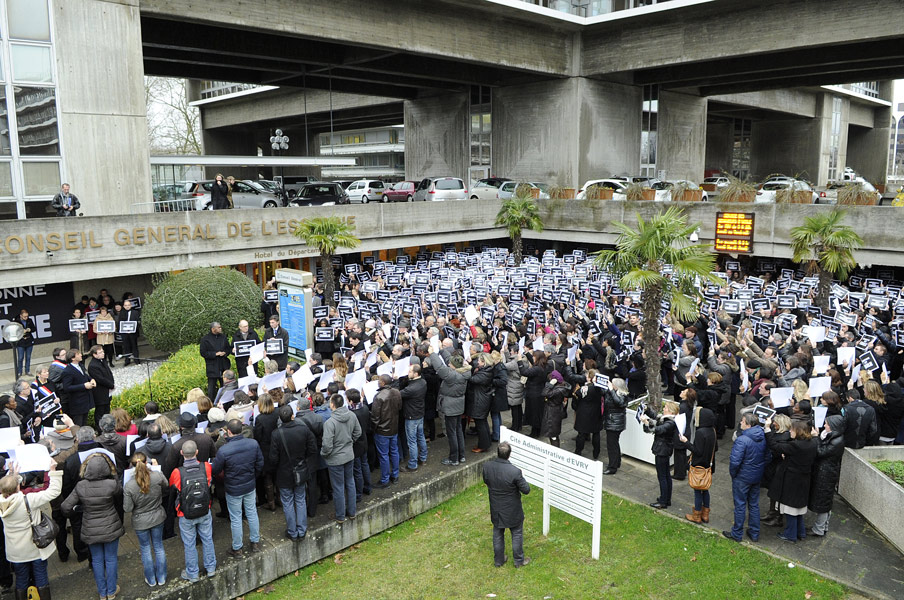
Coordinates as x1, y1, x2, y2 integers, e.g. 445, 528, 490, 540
270, 128, 289, 203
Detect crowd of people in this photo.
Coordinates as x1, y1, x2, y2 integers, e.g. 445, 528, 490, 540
3, 247, 904, 595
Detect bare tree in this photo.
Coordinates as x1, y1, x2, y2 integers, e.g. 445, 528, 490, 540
145, 77, 201, 154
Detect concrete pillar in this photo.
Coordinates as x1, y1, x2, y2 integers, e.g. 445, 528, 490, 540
200, 128, 259, 180
404, 92, 469, 182
705, 121, 733, 175
657, 91, 707, 182
750, 117, 823, 183
53, 0, 151, 216
492, 78, 642, 189
847, 105, 892, 185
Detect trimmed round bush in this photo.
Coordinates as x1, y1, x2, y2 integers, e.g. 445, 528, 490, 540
142, 267, 262, 352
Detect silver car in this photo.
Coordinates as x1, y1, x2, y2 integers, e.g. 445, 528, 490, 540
497, 181, 549, 200
413, 177, 468, 201
345, 179, 386, 204
183, 179, 283, 210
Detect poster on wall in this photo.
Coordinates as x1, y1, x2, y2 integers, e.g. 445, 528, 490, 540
0, 283, 74, 350
278, 285, 308, 359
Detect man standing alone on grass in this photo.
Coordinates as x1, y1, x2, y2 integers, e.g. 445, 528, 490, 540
482, 441, 531, 568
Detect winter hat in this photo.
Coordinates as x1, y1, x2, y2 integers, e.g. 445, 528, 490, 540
550, 370, 564, 384
207, 407, 226, 424
179, 411, 198, 429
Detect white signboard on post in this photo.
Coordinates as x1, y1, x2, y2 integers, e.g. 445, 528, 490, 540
499, 426, 603, 559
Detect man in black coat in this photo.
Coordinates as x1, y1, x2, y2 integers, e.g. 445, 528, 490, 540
400, 364, 428, 472
60, 349, 96, 426
269, 405, 318, 540
295, 401, 325, 518
200, 322, 231, 400
482, 442, 531, 568
86, 345, 115, 423
347, 389, 371, 501
232, 319, 260, 378
263, 315, 290, 371
842, 397, 879, 449
117, 299, 141, 365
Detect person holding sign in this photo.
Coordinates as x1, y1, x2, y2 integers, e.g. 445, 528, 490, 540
640, 401, 680, 509
118, 299, 141, 365
232, 320, 260, 378
572, 371, 603, 460
60, 349, 96, 426
602, 378, 630, 475
12, 309, 36, 379
808, 415, 845, 537
263, 316, 290, 371
200, 323, 232, 402
92, 307, 116, 366
0, 458, 62, 600
482, 442, 531, 568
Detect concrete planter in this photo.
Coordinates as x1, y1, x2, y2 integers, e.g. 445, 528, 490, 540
676, 189, 703, 202
838, 446, 904, 555
641, 188, 656, 201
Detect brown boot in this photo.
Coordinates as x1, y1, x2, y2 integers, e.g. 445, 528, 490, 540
685, 509, 702, 523
701, 507, 710, 523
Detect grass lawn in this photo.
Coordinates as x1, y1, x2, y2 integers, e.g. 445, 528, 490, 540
246, 484, 846, 600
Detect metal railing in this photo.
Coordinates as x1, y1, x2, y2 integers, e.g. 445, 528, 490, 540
132, 198, 196, 214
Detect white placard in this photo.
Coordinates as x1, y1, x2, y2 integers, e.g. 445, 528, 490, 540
814, 405, 828, 430
688, 358, 700, 377
518, 337, 526, 355
78, 448, 116, 464
345, 368, 367, 392
316, 369, 336, 391
376, 362, 393, 377
500, 427, 602, 560
567, 345, 577, 364
15, 443, 51, 472
771, 387, 794, 408
249, 342, 266, 365
429, 335, 441, 354
123, 464, 162, 487
292, 365, 315, 389
180, 402, 199, 416
808, 376, 832, 398
259, 371, 287, 392
462, 341, 473, 359
804, 326, 826, 344
674, 413, 687, 436
465, 305, 480, 326
532, 337, 545, 352
837, 346, 856, 368
813, 355, 831, 375
363, 380, 380, 404
0, 427, 21, 452
393, 357, 411, 379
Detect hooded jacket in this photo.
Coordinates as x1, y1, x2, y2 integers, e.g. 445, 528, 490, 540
321, 405, 362, 466
61, 453, 125, 545
429, 353, 472, 417
141, 435, 175, 478
123, 468, 168, 531
0, 470, 62, 563
687, 408, 717, 469
503, 356, 525, 406
729, 424, 770, 484
808, 415, 846, 514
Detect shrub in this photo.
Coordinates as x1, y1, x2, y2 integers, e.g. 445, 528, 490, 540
111, 344, 234, 418
718, 175, 757, 203
142, 267, 262, 352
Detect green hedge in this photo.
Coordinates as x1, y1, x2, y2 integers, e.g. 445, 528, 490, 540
111, 344, 235, 419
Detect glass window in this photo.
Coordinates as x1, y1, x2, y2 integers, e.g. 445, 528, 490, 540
24, 199, 56, 218
0, 201, 18, 220
0, 89, 10, 155
22, 161, 59, 196
11, 44, 53, 84
0, 162, 13, 196
8, 0, 51, 41
15, 86, 59, 155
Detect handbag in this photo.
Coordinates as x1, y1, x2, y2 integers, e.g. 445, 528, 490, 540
280, 431, 308, 488
23, 495, 59, 549
688, 442, 716, 491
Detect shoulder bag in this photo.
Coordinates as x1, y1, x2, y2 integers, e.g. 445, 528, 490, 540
688, 441, 716, 491
24, 495, 59, 549
280, 431, 308, 487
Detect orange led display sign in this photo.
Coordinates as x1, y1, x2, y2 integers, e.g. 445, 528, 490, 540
714, 212, 755, 254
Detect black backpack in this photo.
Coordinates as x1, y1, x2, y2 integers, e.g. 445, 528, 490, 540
178, 464, 211, 519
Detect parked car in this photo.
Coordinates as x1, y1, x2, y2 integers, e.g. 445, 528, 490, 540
755, 180, 818, 204
413, 177, 468, 201
346, 179, 386, 203
290, 182, 349, 207
701, 176, 731, 189
274, 175, 316, 198
576, 179, 629, 200
334, 180, 355, 190
183, 179, 283, 210
816, 180, 878, 205
651, 180, 709, 202
497, 181, 549, 200
470, 177, 512, 201
382, 180, 418, 202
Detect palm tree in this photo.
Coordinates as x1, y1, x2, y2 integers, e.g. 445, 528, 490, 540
495, 185, 543, 265
593, 206, 717, 411
293, 216, 361, 307
790, 208, 863, 310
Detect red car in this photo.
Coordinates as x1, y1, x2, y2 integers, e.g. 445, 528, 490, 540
381, 180, 418, 202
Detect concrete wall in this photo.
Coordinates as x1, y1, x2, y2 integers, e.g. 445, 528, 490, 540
705, 121, 733, 175
577, 79, 642, 185
838, 447, 904, 556
53, 0, 151, 215
657, 91, 706, 182
750, 117, 822, 182
709, 89, 819, 119
404, 93, 469, 182
847, 105, 892, 184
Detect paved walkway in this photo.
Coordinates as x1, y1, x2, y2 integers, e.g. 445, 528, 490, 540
28, 407, 904, 600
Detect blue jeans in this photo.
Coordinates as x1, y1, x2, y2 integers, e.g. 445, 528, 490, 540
404, 419, 428, 469
88, 539, 119, 598
730, 479, 761, 540
14, 345, 32, 378
279, 484, 308, 538
654, 455, 672, 504
226, 490, 261, 550
12, 559, 48, 591
135, 523, 167, 585
179, 512, 216, 579
374, 433, 399, 483
783, 513, 806, 540
328, 461, 356, 520
353, 455, 371, 500
491, 412, 502, 442
694, 489, 710, 511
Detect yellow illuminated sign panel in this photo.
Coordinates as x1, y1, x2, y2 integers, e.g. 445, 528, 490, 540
714, 212, 755, 254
